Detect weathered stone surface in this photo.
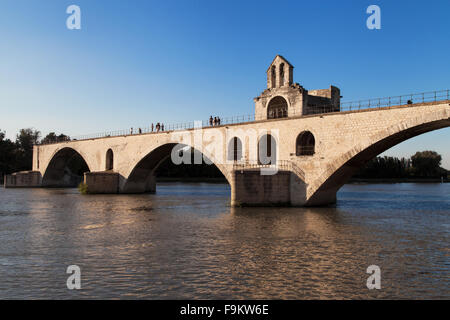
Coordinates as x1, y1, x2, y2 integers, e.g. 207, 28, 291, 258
84, 171, 119, 194
4, 171, 42, 188
231, 170, 290, 206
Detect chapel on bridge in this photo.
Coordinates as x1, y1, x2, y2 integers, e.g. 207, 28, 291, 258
254, 55, 341, 119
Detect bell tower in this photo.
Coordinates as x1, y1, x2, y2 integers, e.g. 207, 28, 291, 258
255, 55, 341, 120
266, 55, 294, 89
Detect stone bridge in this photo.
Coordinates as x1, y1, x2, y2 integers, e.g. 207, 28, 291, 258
4, 56, 450, 206
6, 100, 450, 206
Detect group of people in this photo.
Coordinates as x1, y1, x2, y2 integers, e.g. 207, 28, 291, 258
151, 123, 164, 132
209, 116, 221, 126
129, 115, 225, 136
129, 123, 165, 135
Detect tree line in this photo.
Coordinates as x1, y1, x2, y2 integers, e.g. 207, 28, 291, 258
1, 128, 448, 183
353, 151, 448, 179
0, 129, 71, 182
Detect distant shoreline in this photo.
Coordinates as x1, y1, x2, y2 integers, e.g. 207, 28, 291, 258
349, 178, 449, 183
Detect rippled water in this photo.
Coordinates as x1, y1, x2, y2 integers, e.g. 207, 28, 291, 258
0, 183, 449, 299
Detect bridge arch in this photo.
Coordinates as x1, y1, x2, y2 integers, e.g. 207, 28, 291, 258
307, 109, 450, 205
122, 142, 232, 193
42, 147, 91, 187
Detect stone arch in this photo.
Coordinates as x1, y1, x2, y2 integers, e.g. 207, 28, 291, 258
42, 147, 91, 187
267, 96, 288, 119
106, 149, 114, 170
306, 111, 450, 206
227, 137, 243, 162
296, 131, 315, 156
258, 134, 277, 165
279, 63, 285, 87
122, 142, 232, 193
271, 65, 276, 89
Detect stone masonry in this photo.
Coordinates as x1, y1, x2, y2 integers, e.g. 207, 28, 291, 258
4, 56, 450, 206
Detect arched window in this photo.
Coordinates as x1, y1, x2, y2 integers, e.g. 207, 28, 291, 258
271, 65, 276, 88
228, 137, 243, 162
106, 149, 114, 170
258, 134, 277, 164
267, 96, 288, 119
279, 63, 285, 87
296, 131, 315, 156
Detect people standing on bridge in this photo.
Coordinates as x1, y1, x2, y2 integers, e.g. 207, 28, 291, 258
151, 123, 154, 132
209, 116, 213, 126
138, 128, 142, 134
156, 123, 160, 132
213, 117, 217, 126
217, 117, 221, 125
130, 127, 133, 135
161, 124, 165, 131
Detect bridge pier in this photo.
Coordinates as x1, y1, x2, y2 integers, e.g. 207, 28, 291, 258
231, 170, 309, 206
84, 171, 120, 194
120, 172, 156, 194
4, 171, 42, 188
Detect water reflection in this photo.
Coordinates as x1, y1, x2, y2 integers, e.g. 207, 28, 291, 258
0, 182, 448, 299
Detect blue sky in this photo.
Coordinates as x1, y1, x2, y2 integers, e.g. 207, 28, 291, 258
1, 0, 449, 168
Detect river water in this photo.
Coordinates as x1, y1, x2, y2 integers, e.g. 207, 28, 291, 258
0, 183, 448, 299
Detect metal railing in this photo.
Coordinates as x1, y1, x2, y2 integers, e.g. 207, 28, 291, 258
296, 146, 315, 156
232, 160, 305, 181
37, 89, 449, 145
340, 89, 450, 111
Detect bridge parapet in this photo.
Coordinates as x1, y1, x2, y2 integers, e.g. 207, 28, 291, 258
232, 160, 306, 181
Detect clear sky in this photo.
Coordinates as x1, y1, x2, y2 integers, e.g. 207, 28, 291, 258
1, 0, 449, 168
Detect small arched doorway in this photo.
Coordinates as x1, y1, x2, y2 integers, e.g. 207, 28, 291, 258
228, 137, 243, 162
106, 149, 114, 170
267, 96, 288, 119
296, 131, 315, 156
258, 134, 277, 164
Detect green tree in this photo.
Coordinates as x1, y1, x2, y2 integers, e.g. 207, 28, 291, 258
41, 132, 69, 144
15, 128, 41, 171
0, 130, 19, 181
411, 151, 442, 178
